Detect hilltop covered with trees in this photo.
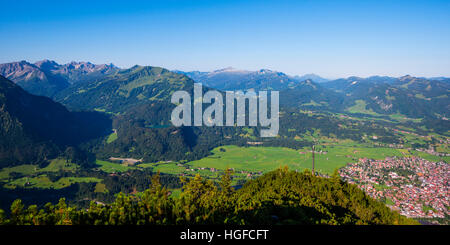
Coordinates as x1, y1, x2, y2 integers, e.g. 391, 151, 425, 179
0, 169, 417, 225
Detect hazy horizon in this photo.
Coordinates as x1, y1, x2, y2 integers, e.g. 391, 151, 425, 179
3, 58, 448, 80
1, 0, 449, 78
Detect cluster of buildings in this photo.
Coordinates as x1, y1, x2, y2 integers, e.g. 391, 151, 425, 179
339, 156, 449, 219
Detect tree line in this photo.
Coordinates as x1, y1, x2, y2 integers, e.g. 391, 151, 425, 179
0, 169, 418, 225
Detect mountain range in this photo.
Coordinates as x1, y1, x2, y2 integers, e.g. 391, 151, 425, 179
175, 67, 329, 91
2, 60, 448, 121
0, 60, 118, 97
321, 75, 450, 118
180, 68, 449, 119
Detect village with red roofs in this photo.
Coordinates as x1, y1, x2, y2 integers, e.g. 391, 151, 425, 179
339, 156, 449, 224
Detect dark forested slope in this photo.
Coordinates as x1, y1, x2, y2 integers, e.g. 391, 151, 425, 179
0, 75, 111, 167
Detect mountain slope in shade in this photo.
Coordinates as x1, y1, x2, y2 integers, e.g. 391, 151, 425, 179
54, 65, 195, 113
0, 60, 119, 97
0, 75, 111, 167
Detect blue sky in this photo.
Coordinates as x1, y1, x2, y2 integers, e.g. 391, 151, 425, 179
1, 0, 449, 78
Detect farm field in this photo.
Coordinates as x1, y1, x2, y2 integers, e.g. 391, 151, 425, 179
346, 100, 380, 116
186, 144, 448, 175
0, 159, 97, 189
0, 158, 78, 181
141, 162, 186, 175
0, 165, 37, 181
95, 160, 137, 173
1, 144, 447, 190
39, 158, 79, 172
3, 176, 102, 189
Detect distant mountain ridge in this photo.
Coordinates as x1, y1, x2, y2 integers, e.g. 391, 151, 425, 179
2, 60, 448, 120
175, 68, 450, 119
294, 73, 329, 83
175, 68, 329, 91
322, 75, 450, 118
0, 60, 119, 97
35, 59, 119, 84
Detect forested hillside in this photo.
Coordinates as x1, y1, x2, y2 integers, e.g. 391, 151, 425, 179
54, 65, 194, 113
0, 75, 111, 167
0, 169, 418, 225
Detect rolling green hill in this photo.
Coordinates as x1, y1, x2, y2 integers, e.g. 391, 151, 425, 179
55, 65, 194, 113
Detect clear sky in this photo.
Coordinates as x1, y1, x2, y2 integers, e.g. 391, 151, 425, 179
1, 0, 449, 78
